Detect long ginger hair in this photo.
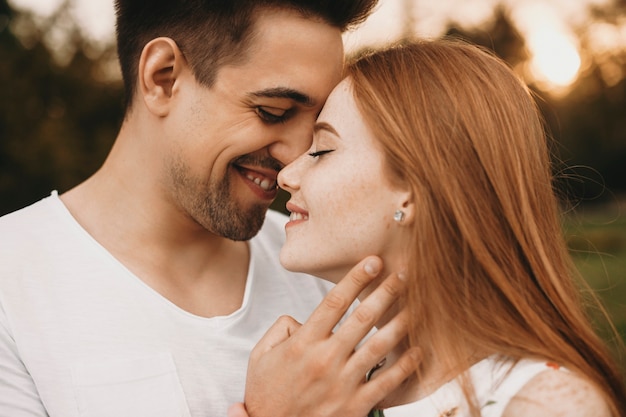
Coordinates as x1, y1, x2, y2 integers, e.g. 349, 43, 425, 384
346, 40, 626, 416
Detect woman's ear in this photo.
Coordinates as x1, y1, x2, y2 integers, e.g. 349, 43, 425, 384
396, 190, 415, 226
138, 37, 186, 117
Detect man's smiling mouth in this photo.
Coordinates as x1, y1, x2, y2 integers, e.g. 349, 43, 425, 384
234, 165, 278, 194
244, 172, 276, 191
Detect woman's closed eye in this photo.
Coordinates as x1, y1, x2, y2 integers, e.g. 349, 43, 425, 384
308, 149, 335, 158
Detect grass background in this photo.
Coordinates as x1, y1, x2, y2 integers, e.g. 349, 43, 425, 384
564, 199, 626, 377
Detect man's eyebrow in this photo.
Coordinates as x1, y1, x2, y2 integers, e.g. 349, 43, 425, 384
249, 87, 314, 107
313, 122, 339, 137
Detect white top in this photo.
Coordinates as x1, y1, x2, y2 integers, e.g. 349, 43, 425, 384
0, 192, 332, 417
384, 356, 564, 417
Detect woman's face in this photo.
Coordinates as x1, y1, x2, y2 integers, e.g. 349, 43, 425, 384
278, 78, 411, 283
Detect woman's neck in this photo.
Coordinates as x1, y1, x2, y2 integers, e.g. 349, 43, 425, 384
373, 345, 484, 409
366, 315, 486, 409
327, 261, 484, 407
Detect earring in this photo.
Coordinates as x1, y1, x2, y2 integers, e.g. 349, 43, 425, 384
393, 210, 405, 223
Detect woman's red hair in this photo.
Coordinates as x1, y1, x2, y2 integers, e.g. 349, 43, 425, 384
347, 39, 626, 416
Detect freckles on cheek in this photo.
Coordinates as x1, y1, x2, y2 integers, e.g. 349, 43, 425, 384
384, 216, 393, 230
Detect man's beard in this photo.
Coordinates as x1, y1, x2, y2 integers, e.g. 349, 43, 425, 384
198, 172, 268, 241
168, 154, 279, 241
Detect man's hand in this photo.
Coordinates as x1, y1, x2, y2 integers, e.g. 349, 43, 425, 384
239, 256, 420, 417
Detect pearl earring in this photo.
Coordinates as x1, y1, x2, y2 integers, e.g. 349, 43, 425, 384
393, 210, 405, 223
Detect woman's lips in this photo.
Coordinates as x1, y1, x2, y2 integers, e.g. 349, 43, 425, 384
285, 202, 309, 227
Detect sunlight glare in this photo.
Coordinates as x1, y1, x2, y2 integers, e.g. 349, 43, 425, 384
512, 2, 582, 91
528, 31, 581, 87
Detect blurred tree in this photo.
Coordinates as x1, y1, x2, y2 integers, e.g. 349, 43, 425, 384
445, 6, 529, 69
548, 0, 626, 204
0, 0, 123, 216
543, 66, 626, 205
438, 3, 626, 205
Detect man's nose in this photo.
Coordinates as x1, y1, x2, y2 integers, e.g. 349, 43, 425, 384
267, 125, 314, 166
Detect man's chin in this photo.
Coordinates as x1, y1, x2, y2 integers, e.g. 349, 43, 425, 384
219, 207, 267, 242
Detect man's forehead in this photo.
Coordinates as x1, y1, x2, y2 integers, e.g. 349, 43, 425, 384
212, 7, 343, 107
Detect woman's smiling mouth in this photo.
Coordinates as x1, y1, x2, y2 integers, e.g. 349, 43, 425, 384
285, 202, 309, 226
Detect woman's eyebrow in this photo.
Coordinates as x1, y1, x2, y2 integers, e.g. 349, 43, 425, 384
313, 121, 339, 137
249, 87, 314, 107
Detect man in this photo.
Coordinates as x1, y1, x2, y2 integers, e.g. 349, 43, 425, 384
0, 1, 415, 416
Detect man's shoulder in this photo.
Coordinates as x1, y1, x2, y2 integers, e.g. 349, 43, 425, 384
0, 193, 64, 253
0, 194, 54, 230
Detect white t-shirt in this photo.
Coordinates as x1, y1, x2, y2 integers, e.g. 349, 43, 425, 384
384, 355, 565, 417
0, 192, 333, 417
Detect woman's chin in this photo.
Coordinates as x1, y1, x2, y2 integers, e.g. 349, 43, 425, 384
278, 254, 345, 284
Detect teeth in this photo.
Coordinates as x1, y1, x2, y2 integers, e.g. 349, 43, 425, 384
289, 212, 309, 221
246, 174, 276, 191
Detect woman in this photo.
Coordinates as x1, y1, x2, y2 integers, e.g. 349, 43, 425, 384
241, 40, 626, 416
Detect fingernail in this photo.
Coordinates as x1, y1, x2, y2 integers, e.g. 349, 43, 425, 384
397, 272, 407, 281
364, 258, 381, 276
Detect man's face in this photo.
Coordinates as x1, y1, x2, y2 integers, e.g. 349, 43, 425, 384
161, 9, 344, 240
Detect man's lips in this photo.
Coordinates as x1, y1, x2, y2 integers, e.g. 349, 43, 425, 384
234, 165, 278, 198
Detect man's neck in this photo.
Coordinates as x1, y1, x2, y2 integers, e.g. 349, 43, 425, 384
60, 164, 251, 318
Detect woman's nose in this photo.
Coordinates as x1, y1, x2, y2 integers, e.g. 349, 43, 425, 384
277, 154, 305, 192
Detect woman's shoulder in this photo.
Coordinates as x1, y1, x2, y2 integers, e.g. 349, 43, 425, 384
502, 366, 611, 417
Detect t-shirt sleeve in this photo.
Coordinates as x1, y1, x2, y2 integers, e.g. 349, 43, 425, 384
0, 301, 48, 416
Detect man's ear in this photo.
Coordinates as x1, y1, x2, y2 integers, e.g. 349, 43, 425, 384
138, 37, 186, 117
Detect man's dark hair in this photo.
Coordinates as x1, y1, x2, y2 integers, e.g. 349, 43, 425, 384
114, 0, 378, 110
